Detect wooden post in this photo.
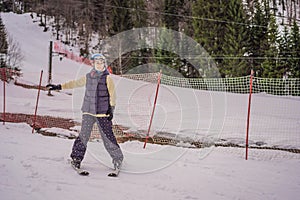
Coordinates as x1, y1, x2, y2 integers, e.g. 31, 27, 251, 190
48, 41, 53, 96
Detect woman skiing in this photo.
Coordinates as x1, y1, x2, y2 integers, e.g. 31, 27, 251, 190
46, 53, 123, 173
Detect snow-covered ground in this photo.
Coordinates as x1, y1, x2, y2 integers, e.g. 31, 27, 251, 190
1, 12, 300, 200
1, 123, 300, 200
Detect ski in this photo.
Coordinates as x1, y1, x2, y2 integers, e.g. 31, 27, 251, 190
71, 164, 90, 176
107, 168, 120, 177
68, 159, 89, 176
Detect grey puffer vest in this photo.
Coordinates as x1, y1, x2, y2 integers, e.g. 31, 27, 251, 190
81, 69, 110, 114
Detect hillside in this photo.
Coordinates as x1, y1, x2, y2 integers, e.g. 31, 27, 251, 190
2, 0, 300, 78
1, 10, 300, 200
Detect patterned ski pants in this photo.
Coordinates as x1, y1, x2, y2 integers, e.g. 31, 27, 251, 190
70, 114, 123, 163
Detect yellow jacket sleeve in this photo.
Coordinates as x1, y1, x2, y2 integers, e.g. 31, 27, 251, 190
107, 75, 116, 107
61, 76, 86, 89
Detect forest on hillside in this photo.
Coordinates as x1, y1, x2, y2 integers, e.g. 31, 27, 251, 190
0, 0, 300, 78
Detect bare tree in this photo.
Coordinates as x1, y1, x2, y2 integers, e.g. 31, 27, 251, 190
6, 34, 24, 70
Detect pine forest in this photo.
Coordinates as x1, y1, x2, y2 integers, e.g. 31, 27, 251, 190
0, 0, 300, 78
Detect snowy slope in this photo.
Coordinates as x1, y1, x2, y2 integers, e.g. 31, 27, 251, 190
2, 12, 300, 149
1, 123, 300, 200
1, 12, 300, 200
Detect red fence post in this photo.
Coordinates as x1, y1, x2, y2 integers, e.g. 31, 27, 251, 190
143, 71, 162, 149
32, 70, 43, 133
245, 69, 254, 160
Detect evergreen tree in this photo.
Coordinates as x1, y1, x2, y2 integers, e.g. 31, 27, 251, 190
261, 15, 280, 78
247, 0, 270, 76
111, 0, 133, 35
75, 0, 95, 56
180, 0, 194, 37
129, 0, 147, 28
0, 0, 13, 12
154, 27, 177, 70
289, 20, 300, 78
0, 16, 8, 55
163, 0, 183, 31
104, 0, 135, 73
192, 0, 226, 71
277, 26, 291, 77
118, 0, 148, 74
0, 16, 8, 68
221, 0, 249, 77
92, 0, 113, 36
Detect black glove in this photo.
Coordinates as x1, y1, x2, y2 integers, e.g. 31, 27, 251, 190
46, 84, 62, 91
106, 106, 115, 121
